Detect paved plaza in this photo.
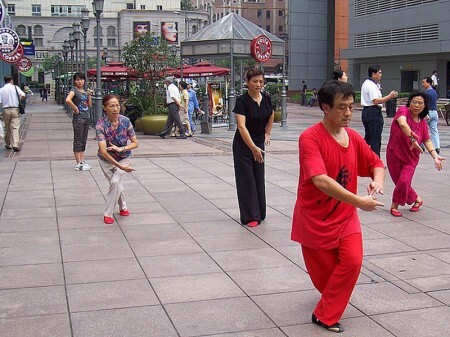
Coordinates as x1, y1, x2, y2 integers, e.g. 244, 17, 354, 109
0, 98, 449, 337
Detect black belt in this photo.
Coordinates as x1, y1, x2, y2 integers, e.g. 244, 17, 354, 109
167, 102, 176, 105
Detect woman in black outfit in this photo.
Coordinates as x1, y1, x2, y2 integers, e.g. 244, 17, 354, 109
233, 67, 274, 227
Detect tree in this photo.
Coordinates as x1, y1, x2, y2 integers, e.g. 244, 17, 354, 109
181, 0, 195, 11
122, 32, 179, 115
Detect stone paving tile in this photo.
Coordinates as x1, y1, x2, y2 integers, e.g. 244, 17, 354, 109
71, 306, 178, 337
59, 227, 126, 245
195, 232, 268, 252
151, 272, 245, 304
405, 275, 450, 292
428, 289, 450, 305
0, 229, 60, 247
252, 229, 298, 247
0, 285, 67, 318
165, 297, 275, 336
0, 314, 72, 337
64, 257, 145, 284
180, 219, 247, 237
372, 306, 450, 337
67, 279, 159, 312
228, 265, 313, 296
61, 241, 135, 262
0, 245, 62, 266
115, 211, 176, 226
0, 207, 56, 220
57, 215, 107, 229
395, 233, 450, 250
363, 237, 418, 256
121, 223, 191, 241
0, 263, 64, 289
352, 282, 442, 315
130, 237, 204, 257
139, 252, 221, 278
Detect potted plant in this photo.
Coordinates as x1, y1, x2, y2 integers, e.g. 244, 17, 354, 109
264, 82, 282, 122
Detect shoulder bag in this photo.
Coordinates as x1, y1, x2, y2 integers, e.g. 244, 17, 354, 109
15, 86, 25, 114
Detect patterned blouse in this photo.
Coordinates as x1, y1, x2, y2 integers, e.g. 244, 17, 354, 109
96, 114, 135, 162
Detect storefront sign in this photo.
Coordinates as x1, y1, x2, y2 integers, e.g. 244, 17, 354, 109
0, 44, 24, 63
16, 57, 32, 72
0, 28, 20, 54
250, 35, 273, 62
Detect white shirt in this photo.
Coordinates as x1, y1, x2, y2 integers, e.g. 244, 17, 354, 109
166, 83, 180, 104
0, 83, 25, 108
431, 74, 438, 86
360, 78, 382, 107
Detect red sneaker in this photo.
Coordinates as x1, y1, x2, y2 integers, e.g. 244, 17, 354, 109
104, 216, 114, 224
247, 221, 259, 227
119, 209, 130, 216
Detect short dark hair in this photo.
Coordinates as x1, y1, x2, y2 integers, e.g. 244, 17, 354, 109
406, 90, 429, 120
4, 75, 13, 83
179, 81, 187, 89
318, 80, 355, 110
73, 72, 86, 81
332, 70, 344, 81
422, 77, 432, 85
245, 67, 264, 81
368, 65, 381, 77
102, 94, 118, 106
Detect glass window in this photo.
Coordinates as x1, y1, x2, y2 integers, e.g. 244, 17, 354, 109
156, 5, 162, 10
107, 26, 116, 36
34, 38, 44, 47
32, 4, 42, 16
266, 25, 270, 32
257, 9, 262, 18
126, 3, 134, 9
266, 10, 270, 18
278, 25, 283, 32
94, 38, 103, 47
140, 5, 145, 10
278, 10, 283, 16
94, 26, 103, 36
16, 25, 27, 36
107, 38, 116, 47
33, 25, 43, 35
7, 4, 15, 15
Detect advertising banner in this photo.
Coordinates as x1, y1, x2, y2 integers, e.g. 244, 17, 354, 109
133, 21, 150, 38
0, 44, 24, 63
161, 22, 178, 44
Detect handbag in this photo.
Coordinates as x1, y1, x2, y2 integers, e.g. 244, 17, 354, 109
15, 86, 25, 114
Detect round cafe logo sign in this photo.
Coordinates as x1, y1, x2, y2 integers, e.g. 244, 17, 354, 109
250, 35, 273, 62
0, 28, 20, 54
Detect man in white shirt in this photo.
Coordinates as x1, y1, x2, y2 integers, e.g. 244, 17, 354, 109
431, 70, 439, 97
0, 75, 25, 151
157, 77, 186, 139
360, 65, 398, 157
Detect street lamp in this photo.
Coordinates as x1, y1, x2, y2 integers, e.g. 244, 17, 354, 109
92, 0, 105, 126
62, 41, 70, 110
81, 8, 90, 82
72, 22, 81, 73
173, 11, 189, 39
68, 32, 75, 88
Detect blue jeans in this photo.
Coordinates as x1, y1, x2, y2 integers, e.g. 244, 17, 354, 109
427, 110, 440, 149
188, 108, 196, 132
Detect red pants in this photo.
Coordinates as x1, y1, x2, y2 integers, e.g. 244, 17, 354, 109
386, 148, 418, 206
302, 233, 363, 325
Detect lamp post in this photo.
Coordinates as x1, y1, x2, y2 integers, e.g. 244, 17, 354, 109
81, 8, 90, 82
72, 22, 81, 73
62, 41, 70, 110
68, 32, 75, 89
92, 0, 105, 126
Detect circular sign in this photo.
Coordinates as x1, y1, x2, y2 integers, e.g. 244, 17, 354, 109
0, 43, 23, 63
16, 57, 32, 72
250, 35, 273, 62
0, 28, 20, 54
0, 3, 5, 26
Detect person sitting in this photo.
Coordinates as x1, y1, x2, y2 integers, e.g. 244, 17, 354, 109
308, 88, 318, 106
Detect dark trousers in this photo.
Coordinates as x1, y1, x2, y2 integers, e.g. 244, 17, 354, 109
73, 116, 90, 152
160, 102, 185, 136
361, 105, 384, 157
233, 138, 266, 225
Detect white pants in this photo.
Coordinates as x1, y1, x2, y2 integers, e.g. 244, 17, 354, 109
98, 158, 130, 217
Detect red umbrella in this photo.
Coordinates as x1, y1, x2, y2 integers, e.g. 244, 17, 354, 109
87, 62, 137, 81
173, 62, 230, 78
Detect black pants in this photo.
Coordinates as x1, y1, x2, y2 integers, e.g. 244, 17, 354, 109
361, 105, 384, 157
160, 102, 185, 136
233, 137, 266, 225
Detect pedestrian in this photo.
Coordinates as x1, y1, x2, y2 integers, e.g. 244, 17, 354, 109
157, 77, 186, 139
291, 80, 385, 333
65, 73, 92, 171
0, 75, 26, 152
233, 67, 274, 227
431, 70, 439, 96
186, 79, 199, 133
331, 69, 348, 82
386, 91, 445, 217
178, 81, 192, 136
41, 87, 48, 102
96, 94, 138, 225
301, 80, 307, 106
360, 64, 398, 157
421, 76, 440, 154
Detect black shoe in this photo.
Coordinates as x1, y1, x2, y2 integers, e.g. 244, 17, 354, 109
157, 133, 165, 139
312, 313, 343, 333
176, 135, 187, 139
5, 145, 12, 150
12, 147, 20, 152
436, 148, 440, 155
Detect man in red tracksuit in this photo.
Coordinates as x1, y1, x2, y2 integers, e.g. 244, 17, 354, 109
291, 80, 385, 333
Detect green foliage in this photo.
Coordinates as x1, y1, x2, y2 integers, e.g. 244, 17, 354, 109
181, 0, 195, 10
264, 83, 282, 109
38, 54, 63, 74
127, 93, 168, 116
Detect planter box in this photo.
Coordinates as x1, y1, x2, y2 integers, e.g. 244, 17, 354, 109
140, 115, 167, 135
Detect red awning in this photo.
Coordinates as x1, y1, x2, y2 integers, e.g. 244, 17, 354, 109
87, 62, 137, 81
172, 62, 230, 78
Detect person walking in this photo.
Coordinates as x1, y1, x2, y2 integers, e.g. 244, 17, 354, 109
157, 77, 186, 139
386, 91, 444, 217
65, 73, 92, 171
431, 70, 439, 96
233, 67, 274, 227
421, 76, 440, 154
291, 80, 385, 333
0, 75, 26, 152
96, 94, 138, 225
187, 79, 199, 133
301, 80, 307, 106
360, 64, 398, 157
41, 87, 48, 102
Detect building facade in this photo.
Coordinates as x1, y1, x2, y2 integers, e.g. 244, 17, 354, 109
342, 0, 450, 97
3, 0, 208, 83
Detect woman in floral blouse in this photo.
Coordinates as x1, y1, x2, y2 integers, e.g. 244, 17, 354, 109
96, 94, 139, 224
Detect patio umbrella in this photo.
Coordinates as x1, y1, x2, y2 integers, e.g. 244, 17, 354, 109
87, 62, 137, 81
172, 62, 230, 78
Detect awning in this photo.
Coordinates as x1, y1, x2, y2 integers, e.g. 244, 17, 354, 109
171, 62, 230, 78
87, 62, 137, 81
